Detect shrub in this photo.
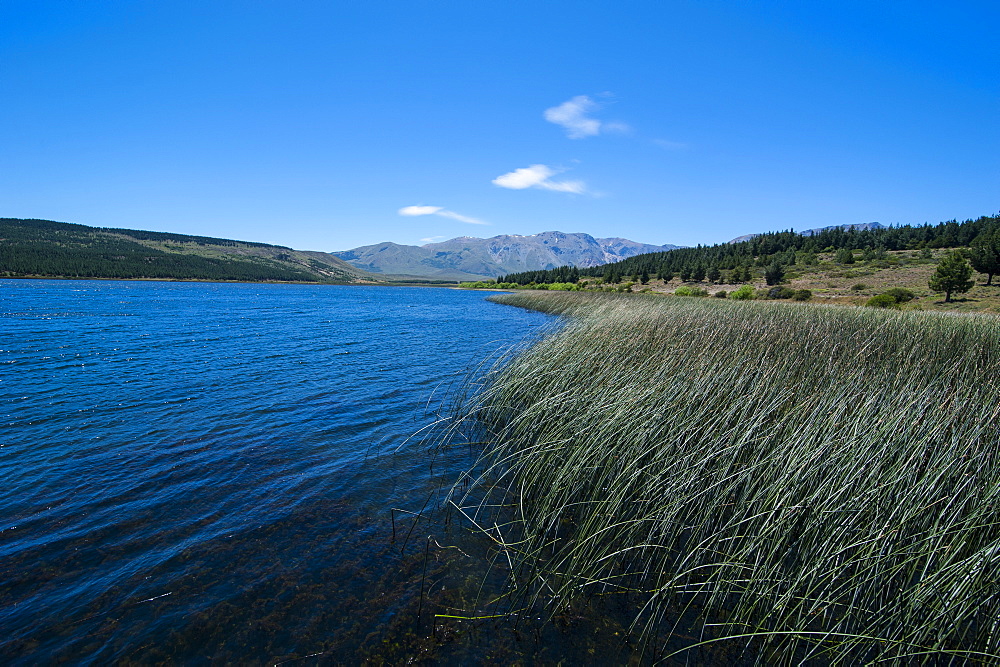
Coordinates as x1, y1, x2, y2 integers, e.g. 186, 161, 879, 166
791, 289, 813, 301
674, 286, 708, 297
866, 294, 898, 308
460, 280, 506, 289
729, 285, 756, 300
882, 287, 915, 303
714, 290, 728, 299
851, 283, 868, 291
767, 286, 796, 299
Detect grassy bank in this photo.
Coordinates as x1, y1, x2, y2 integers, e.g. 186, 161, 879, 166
462, 246, 1000, 315
448, 291, 1000, 663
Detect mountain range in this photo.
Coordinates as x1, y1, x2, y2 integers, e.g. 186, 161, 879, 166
333, 232, 683, 281
2, 217, 890, 283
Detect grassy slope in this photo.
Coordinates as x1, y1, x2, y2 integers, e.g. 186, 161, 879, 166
0, 218, 378, 283
647, 248, 1000, 314
118, 236, 372, 281
449, 291, 1000, 663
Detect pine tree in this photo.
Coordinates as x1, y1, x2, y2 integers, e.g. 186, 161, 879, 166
835, 248, 856, 264
929, 250, 974, 302
969, 227, 1000, 286
731, 265, 751, 284
764, 261, 785, 286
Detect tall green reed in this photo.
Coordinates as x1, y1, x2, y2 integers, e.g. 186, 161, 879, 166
446, 291, 1000, 663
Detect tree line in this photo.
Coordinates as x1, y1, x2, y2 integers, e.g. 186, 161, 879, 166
3, 218, 283, 248
497, 215, 1000, 285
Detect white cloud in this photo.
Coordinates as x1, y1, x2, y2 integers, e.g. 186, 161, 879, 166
539, 179, 587, 194
492, 164, 552, 189
398, 205, 443, 216
544, 95, 600, 138
436, 210, 488, 225
420, 236, 446, 244
492, 164, 586, 194
398, 205, 489, 225
543, 95, 630, 139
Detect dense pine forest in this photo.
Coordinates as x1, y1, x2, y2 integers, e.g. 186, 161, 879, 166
498, 215, 999, 285
0, 218, 367, 282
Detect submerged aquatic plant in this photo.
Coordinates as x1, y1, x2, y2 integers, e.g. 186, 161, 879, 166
447, 291, 1000, 664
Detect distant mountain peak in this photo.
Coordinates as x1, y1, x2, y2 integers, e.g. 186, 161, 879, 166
335, 231, 682, 280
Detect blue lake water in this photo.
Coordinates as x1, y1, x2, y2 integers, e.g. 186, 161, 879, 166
0, 280, 559, 664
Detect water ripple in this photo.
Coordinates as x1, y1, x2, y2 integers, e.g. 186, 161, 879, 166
0, 280, 553, 663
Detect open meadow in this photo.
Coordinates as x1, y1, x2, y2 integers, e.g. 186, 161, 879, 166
648, 248, 1000, 315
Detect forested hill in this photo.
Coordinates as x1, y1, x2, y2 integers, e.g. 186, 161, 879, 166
499, 215, 1000, 284
0, 218, 374, 283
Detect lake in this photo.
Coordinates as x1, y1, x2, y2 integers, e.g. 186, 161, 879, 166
0, 280, 573, 663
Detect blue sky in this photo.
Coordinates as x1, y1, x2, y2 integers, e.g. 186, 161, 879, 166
1, 1, 997, 251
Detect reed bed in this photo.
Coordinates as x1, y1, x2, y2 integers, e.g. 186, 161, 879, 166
447, 291, 1000, 663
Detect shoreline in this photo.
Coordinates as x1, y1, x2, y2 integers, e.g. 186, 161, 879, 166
0, 274, 467, 288
452, 290, 1000, 662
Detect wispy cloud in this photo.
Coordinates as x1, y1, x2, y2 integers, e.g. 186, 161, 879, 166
544, 96, 600, 138
397, 205, 489, 225
543, 95, 630, 139
419, 235, 446, 244
435, 210, 488, 224
399, 205, 443, 216
492, 164, 586, 194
